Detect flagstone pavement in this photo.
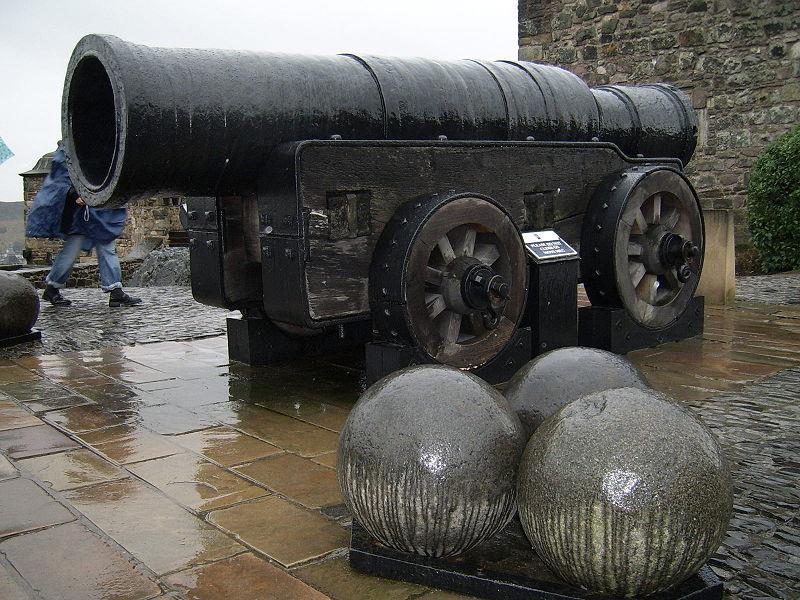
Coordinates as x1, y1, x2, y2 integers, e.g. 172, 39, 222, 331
0, 287, 797, 599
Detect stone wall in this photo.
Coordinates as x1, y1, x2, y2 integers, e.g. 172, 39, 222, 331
518, 0, 800, 265
22, 171, 184, 265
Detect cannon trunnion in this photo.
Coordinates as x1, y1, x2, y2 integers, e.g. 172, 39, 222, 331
62, 36, 704, 378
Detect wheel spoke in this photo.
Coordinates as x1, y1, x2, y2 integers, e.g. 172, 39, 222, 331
425, 266, 443, 286
473, 243, 500, 266
647, 193, 662, 225
629, 262, 646, 287
437, 235, 456, 263
627, 241, 643, 257
440, 311, 463, 344
637, 274, 658, 304
426, 293, 446, 319
662, 209, 680, 230
632, 208, 648, 235
459, 227, 477, 257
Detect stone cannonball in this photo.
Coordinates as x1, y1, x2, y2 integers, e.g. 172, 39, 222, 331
0, 272, 39, 337
505, 347, 649, 438
337, 365, 526, 557
517, 387, 733, 598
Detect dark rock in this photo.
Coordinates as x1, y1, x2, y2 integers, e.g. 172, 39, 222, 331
517, 387, 733, 597
337, 365, 525, 558
504, 347, 649, 438
127, 247, 190, 287
0, 272, 39, 337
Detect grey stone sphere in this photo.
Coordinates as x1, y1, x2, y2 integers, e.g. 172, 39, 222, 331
0, 272, 39, 337
505, 347, 650, 438
517, 387, 733, 598
337, 365, 526, 557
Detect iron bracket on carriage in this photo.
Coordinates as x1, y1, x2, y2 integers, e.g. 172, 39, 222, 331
61, 35, 705, 381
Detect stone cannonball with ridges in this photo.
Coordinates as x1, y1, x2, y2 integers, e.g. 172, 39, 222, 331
337, 365, 526, 558
505, 347, 650, 438
0, 272, 39, 337
517, 387, 733, 598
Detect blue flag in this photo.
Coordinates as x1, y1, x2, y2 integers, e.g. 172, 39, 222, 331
0, 136, 13, 166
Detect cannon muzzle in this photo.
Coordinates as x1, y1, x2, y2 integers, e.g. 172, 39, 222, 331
62, 35, 697, 207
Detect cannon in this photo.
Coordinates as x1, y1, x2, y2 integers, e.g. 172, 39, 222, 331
62, 35, 704, 379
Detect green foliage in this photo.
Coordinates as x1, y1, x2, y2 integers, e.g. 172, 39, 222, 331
747, 125, 800, 273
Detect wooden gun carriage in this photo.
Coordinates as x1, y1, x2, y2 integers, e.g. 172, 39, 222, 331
62, 35, 704, 380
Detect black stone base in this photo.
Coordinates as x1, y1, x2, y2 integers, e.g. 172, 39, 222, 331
350, 519, 722, 600
578, 296, 704, 354
365, 326, 531, 386
227, 317, 370, 365
0, 329, 42, 348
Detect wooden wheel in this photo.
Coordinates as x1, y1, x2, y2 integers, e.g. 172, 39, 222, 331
371, 192, 527, 369
581, 167, 704, 330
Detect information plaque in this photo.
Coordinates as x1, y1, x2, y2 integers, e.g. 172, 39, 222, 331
522, 230, 578, 263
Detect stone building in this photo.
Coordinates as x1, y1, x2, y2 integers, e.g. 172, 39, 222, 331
518, 0, 800, 265
20, 152, 185, 265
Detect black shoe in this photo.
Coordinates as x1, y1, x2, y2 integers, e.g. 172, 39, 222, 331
109, 288, 142, 307
43, 285, 71, 306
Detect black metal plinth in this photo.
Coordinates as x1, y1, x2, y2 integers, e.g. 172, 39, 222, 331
365, 326, 531, 386
0, 329, 42, 348
527, 257, 579, 356
226, 317, 370, 365
578, 296, 704, 354
349, 519, 722, 600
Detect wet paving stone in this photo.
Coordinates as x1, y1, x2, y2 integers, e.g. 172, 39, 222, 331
0, 453, 17, 480
0, 366, 39, 385
311, 452, 337, 470
128, 452, 268, 513
17, 448, 127, 491
0, 521, 161, 600
0, 379, 72, 401
90, 427, 185, 465
165, 552, 327, 600
208, 403, 340, 458
235, 453, 342, 509
0, 400, 42, 431
22, 393, 93, 414
0, 424, 80, 459
0, 478, 74, 537
208, 495, 348, 567
0, 561, 33, 600
171, 426, 283, 467
128, 404, 219, 435
256, 397, 350, 432
43, 404, 129, 434
66, 478, 244, 575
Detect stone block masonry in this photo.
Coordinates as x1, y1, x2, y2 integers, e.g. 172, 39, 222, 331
518, 0, 800, 267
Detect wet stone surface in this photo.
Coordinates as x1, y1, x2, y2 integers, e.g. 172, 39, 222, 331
0, 296, 797, 598
2, 286, 229, 358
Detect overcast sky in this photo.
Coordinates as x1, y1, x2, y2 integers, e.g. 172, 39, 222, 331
0, 0, 518, 202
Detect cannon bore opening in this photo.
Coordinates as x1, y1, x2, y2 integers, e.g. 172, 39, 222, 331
67, 55, 118, 188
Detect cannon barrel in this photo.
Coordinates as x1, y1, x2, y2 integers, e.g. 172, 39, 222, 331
62, 35, 697, 206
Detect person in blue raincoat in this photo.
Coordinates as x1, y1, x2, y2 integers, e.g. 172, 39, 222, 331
26, 141, 142, 307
